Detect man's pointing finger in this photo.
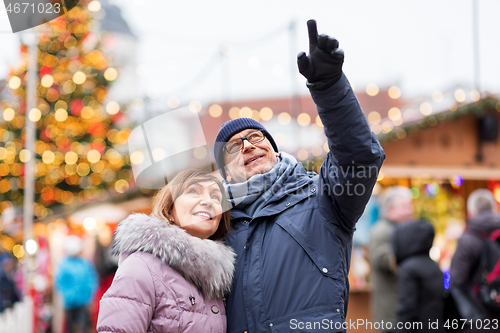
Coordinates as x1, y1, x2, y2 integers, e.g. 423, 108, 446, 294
307, 19, 318, 53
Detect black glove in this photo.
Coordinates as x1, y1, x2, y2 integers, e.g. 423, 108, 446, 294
297, 20, 344, 91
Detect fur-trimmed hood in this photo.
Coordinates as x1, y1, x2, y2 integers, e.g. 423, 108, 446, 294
112, 213, 235, 299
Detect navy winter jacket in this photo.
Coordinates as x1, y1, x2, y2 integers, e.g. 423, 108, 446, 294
225, 74, 386, 333
392, 220, 445, 333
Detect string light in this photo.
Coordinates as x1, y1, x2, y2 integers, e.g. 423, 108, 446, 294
259, 107, 273, 121
420, 102, 432, 116
130, 151, 144, 165
388, 107, 401, 122
209, 104, 223, 118
297, 113, 311, 126
388, 86, 401, 99
29, 108, 42, 122
8, 76, 21, 90
366, 83, 379, 97
239, 107, 252, 118
41, 75, 54, 88
229, 107, 240, 119
73, 71, 87, 85
189, 101, 202, 113
167, 96, 180, 109
3, 108, 15, 122
277, 112, 291, 125
367, 111, 381, 124
454, 89, 466, 103
104, 67, 118, 81
470, 90, 480, 102
106, 101, 120, 115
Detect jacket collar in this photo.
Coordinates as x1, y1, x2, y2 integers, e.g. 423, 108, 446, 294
229, 163, 316, 220
113, 214, 235, 299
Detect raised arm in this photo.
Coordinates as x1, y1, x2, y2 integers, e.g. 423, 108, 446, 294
297, 20, 385, 230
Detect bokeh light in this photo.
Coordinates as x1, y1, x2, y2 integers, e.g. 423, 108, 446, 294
188, 101, 202, 113
83, 217, 97, 230
73, 71, 87, 85
366, 83, 379, 97
29, 108, 42, 122
454, 89, 466, 103
410, 187, 420, 199
388, 86, 401, 99
106, 101, 120, 115
425, 183, 439, 195
104, 67, 118, 81
3, 108, 15, 121
453, 175, 463, 186
208, 104, 223, 118
420, 102, 432, 116
297, 113, 311, 126
25, 239, 38, 255
41, 75, 54, 88
88, 0, 102, 12
55, 109, 68, 122
277, 112, 291, 125
260, 107, 273, 121
8, 76, 21, 89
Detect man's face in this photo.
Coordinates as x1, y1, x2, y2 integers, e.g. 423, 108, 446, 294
386, 196, 414, 223
223, 129, 279, 183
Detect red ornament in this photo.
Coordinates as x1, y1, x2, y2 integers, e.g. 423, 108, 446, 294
18, 101, 26, 115
90, 141, 106, 154
111, 111, 123, 123
40, 128, 51, 142
88, 122, 103, 136
70, 99, 83, 116
40, 66, 52, 77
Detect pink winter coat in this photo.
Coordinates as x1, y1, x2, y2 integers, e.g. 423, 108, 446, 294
96, 214, 235, 333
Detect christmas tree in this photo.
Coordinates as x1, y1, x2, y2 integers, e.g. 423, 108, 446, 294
1, 0, 134, 220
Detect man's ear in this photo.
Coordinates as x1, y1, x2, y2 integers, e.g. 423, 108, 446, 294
226, 171, 232, 183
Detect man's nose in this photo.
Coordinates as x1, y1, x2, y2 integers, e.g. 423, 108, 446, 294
241, 139, 255, 152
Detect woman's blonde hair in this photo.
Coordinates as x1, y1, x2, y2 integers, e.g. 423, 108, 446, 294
151, 169, 231, 240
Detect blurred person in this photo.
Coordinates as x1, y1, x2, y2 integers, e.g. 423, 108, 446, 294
213, 20, 385, 332
368, 186, 413, 332
392, 220, 445, 333
91, 228, 118, 326
97, 169, 235, 333
0, 253, 21, 313
450, 189, 500, 327
55, 236, 98, 333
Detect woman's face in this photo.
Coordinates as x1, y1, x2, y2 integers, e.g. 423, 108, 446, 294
171, 180, 223, 239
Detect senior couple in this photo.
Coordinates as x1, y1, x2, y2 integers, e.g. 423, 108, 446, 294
96, 20, 385, 333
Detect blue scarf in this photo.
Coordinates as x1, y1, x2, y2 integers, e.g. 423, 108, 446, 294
224, 152, 298, 217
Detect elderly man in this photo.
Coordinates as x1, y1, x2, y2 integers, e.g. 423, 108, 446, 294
368, 186, 414, 333
450, 189, 500, 324
213, 20, 385, 332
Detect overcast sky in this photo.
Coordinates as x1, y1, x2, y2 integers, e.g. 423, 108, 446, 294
1, 0, 499, 106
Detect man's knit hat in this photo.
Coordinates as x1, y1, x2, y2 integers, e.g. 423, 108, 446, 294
214, 118, 278, 178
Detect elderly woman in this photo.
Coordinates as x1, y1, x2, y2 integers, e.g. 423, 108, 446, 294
97, 169, 235, 333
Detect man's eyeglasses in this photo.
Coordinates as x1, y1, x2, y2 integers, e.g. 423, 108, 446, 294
223, 130, 266, 154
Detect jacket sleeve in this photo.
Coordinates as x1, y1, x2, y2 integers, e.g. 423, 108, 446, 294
96, 254, 155, 333
368, 223, 398, 275
450, 234, 482, 287
396, 265, 420, 333
310, 74, 386, 231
